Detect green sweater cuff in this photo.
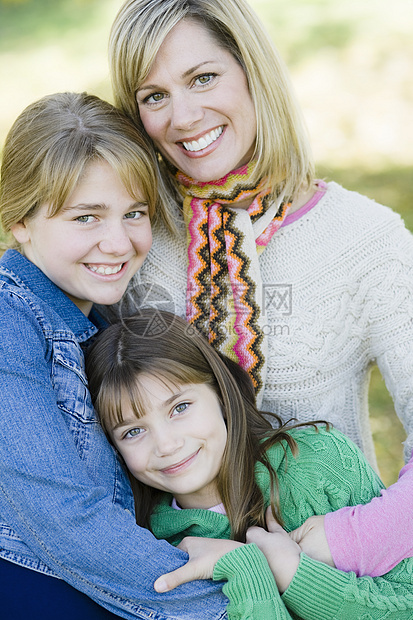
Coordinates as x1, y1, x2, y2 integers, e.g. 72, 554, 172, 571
281, 553, 350, 620
213, 543, 279, 604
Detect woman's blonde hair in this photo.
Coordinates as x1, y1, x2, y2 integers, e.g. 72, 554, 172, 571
0, 91, 170, 250
86, 310, 327, 541
109, 0, 314, 201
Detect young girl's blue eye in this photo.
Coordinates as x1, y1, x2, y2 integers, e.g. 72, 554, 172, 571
125, 427, 144, 439
174, 402, 189, 415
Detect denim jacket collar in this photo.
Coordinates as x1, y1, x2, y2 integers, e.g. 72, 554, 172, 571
0, 249, 106, 342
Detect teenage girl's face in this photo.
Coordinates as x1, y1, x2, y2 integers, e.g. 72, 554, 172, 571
136, 19, 257, 182
11, 160, 152, 315
110, 375, 228, 510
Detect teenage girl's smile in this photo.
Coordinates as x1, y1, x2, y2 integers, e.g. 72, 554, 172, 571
11, 160, 152, 315
110, 375, 228, 510
136, 19, 257, 182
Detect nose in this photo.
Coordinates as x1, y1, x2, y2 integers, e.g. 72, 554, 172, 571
154, 426, 184, 457
170, 93, 204, 131
98, 222, 133, 256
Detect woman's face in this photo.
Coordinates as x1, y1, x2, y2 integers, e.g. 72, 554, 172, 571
136, 19, 257, 182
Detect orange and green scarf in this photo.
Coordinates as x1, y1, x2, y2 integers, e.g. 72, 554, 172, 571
177, 161, 290, 404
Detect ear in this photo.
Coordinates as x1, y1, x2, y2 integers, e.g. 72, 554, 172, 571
10, 220, 31, 245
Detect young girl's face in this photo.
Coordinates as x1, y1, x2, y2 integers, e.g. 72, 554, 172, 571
11, 160, 152, 315
110, 374, 228, 510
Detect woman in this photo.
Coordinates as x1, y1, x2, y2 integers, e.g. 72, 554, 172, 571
0, 91, 236, 619
108, 0, 413, 579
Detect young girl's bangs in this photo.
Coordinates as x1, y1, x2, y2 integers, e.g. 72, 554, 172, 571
95, 358, 217, 436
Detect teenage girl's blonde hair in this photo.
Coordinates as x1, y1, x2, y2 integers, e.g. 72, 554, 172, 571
109, 0, 314, 202
0, 91, 171, 251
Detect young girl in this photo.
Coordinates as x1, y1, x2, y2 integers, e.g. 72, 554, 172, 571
0, 93, 233, 620
86, 309, 413, 620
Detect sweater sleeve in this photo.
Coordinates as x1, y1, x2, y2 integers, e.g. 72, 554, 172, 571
324, 452, 413, 577
213, 544, 295, 620
275, 430, 413, 619
366, 217, 413, 460
282, 553, 413, 620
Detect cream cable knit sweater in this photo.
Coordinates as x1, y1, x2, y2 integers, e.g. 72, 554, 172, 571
113, 182, 413, 468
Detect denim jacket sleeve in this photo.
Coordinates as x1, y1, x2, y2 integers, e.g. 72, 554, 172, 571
0, 288, 227, 620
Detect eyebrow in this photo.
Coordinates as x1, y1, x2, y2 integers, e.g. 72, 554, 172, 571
137, 61, 216, 93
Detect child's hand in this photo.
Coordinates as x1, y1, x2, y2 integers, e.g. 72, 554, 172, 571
246, 507, 300, 593
154, 536, 243, 593
289, 515, 335, 567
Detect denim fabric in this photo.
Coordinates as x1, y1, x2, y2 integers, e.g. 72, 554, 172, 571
0, 250, 227, 620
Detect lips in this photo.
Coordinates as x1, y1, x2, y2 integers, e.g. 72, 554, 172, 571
160, 449, 200, 475
181, 126, 224, 152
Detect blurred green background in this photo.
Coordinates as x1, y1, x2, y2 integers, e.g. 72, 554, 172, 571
1, 0, 412, 485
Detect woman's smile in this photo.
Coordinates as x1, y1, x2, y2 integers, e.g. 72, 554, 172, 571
180, 126, 225, 154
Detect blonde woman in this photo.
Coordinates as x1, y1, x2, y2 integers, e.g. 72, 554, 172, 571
108, 0, 413, 588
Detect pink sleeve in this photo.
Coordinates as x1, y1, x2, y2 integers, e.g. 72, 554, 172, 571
324, 452, 413, 577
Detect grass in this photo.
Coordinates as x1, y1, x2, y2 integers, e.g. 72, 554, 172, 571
1, 0, 412, 484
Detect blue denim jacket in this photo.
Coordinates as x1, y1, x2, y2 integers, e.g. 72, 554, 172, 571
0, 250, 227, 620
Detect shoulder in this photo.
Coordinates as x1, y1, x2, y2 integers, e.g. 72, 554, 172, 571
323, 182, 403, 225
0, 275, 71, 351
266, 425, 384, 495
321, 183, 413, 252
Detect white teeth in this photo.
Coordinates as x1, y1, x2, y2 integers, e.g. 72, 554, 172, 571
88, 264, 123, 275
182, 126, 223, 152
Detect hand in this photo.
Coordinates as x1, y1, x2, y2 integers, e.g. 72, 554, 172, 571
154, 536, 243, 593
289, 515, 335, 567
246, 507, 300, 593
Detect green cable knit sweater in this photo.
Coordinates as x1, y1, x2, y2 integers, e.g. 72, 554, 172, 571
150, 427, 413, 619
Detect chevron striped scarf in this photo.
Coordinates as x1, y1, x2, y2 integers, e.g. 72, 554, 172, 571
177, 161, 290, 405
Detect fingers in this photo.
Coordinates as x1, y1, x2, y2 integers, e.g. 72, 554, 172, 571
245, 525, 267, 545
289, 523, 306, 543
154, 564, 195, 593
265, 506, 284, 533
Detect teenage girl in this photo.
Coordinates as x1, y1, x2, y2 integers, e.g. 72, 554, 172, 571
86, 309, 413, 620
0, 92, 230, 620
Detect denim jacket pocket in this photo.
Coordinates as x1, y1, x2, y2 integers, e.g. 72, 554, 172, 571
50, 336, 132, 507
52, 338, 93, 420
51, 337, 99, 458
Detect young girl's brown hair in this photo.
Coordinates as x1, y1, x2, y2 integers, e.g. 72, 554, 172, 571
86, 310, 327, 541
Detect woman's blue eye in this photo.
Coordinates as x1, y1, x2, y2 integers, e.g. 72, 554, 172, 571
195, 73, 215, 86
145, 92, 164, 104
